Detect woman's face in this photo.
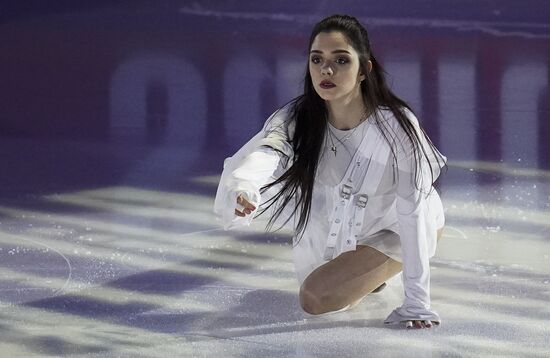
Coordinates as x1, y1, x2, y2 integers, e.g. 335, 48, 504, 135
309, 31, 365, 103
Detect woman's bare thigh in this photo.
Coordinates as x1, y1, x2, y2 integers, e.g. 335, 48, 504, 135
300, 226, 444, 314
300, 245, 402, 313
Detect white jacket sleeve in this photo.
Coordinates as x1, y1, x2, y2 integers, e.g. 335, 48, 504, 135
217, 148, 283, 230
213, 106, 294, 230
384, 109, 446, 325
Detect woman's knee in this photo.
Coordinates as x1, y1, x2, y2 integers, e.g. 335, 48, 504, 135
299, 282, 329, 315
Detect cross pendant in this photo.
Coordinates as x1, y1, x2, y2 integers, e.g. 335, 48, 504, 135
331, 146, 337, 156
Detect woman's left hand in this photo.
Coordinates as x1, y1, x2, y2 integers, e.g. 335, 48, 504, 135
404, 320, 439, 329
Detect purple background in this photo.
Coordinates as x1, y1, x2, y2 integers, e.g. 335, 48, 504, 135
1, 1, 549, 195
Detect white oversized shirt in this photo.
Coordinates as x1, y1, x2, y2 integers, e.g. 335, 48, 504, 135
213, 103, 447, 324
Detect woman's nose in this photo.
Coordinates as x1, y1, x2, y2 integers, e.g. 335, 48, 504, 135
321, 64, 333, 76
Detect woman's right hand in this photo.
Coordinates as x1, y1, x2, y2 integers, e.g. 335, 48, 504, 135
235, 193, 256, 217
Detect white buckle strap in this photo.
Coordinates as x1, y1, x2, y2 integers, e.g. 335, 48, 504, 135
350, 193, 368, 245
340, 184, 352, 199
357, 194, 368, 208
324, 184, 353, 260
323, 191, 371, 260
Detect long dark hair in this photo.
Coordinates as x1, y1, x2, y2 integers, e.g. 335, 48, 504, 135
256, 14, 446, 241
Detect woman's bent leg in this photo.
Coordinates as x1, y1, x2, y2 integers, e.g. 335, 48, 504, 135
299, 245, 402, 315
300, 226, 444, 315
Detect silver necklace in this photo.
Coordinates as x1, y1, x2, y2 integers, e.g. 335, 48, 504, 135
327, 112, 369, 156
327, 125, 359, 156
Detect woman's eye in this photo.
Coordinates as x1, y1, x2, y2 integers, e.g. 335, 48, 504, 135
310, 57, 321, 64
336, 58, 349, 65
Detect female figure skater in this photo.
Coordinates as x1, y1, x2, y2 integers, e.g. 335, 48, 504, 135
214, 14, 447, 329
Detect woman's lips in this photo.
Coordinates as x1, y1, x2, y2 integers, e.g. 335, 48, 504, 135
320, 81, 336, 89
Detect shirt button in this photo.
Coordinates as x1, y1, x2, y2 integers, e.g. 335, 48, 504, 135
346, 239, 351, 245
335, 219, 341, 223
356, 223, 361, 226
331, 233, 337, 236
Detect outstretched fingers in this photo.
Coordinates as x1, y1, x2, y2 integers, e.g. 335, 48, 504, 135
234, 194, 256, 217
404, 320, 440, 329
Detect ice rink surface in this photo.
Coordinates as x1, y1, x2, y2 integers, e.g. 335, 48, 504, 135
0, 1, 549, 357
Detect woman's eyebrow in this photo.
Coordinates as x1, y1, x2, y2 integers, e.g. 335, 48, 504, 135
310, 49, 351, 54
